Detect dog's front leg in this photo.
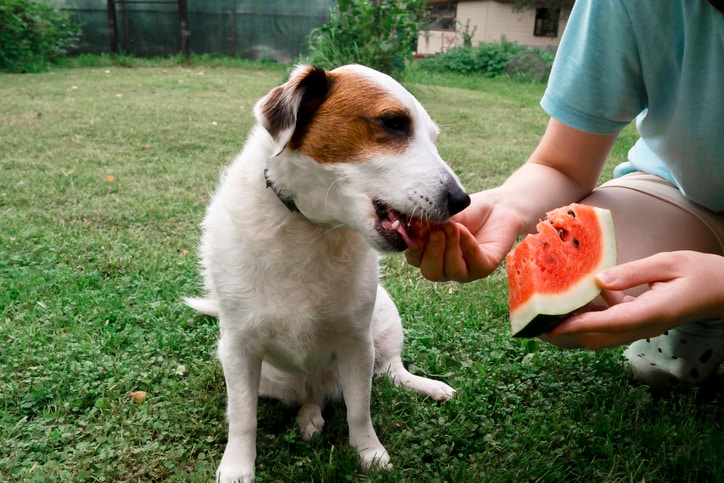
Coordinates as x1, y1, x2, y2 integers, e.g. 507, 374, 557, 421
338, 337, 391, 471
216, 332, 262, 483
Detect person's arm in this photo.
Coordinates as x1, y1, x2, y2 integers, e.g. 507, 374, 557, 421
489, 117, 616, 232
406, 118, 618, 282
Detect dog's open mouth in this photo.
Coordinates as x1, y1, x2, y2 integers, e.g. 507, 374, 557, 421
373, 198, 437, 252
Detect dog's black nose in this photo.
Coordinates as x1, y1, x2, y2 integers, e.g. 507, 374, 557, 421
447, 185, 471, 216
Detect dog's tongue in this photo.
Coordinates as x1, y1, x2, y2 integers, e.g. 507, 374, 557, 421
396, 220, 418, 250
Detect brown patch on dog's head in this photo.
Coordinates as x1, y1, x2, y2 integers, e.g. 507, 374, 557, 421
255, 65, 414, 162
290, 70, 413, 163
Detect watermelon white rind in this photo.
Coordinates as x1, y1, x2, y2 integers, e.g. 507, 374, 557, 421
507, 204, 617, 338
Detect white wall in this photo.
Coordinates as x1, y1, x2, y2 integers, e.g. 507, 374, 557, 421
417, 1, 567, 56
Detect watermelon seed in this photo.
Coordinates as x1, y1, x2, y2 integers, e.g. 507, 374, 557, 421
572, 239, 580, 247
567, 209, 576, 218
700, 349, 713, 364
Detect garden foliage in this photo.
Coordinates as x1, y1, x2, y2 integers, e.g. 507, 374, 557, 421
299, 0, 427, 78
417, 37, 554, 81
0, 0, 80, 73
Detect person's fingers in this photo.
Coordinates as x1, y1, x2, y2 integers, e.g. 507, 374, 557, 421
538, 332, 583, 349
598, 288, 632, 306
455, 224, 497, 281
543, 329, 650, 350
417, 226, 448, 281
408, 220, 505, 283
596, 253, 676, 290
543, 318, 673, 350
404, 246, 423, 268
550, 293, 678, 339
441, 223, 469, 282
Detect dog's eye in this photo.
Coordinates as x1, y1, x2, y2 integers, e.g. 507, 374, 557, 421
378, 115, 410, 136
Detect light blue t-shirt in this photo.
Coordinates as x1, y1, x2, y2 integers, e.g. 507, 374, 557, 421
540, 0, 724, 211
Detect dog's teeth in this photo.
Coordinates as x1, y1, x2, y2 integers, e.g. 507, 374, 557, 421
390, 220, 400, 230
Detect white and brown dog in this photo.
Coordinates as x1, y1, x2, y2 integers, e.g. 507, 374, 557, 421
185, 64, 469, 482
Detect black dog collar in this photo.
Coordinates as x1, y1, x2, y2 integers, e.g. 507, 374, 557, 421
264, 168, 300, 214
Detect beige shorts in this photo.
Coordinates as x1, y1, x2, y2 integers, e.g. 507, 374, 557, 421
597, 173, 724, 253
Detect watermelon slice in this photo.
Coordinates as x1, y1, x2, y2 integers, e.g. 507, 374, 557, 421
506, 203, 617, 338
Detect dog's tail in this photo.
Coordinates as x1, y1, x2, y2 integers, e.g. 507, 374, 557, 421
183, 296, 220, 317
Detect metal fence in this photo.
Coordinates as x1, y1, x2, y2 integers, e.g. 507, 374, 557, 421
62, 0, 333, 63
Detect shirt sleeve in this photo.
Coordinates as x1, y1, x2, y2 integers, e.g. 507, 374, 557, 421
540, 0, 647, 135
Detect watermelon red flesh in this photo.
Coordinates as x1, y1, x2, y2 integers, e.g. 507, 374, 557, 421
506, 203, 617, 338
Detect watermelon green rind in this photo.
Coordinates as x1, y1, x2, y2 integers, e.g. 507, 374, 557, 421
512, 313, 567, 339
508, 205, 617, 338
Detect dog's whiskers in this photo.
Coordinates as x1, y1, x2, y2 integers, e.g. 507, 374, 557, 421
320, 223, 346, 238
408, 205, 424, 225
324, 179, 340, 208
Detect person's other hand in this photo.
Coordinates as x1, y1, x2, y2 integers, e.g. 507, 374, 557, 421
541, 251, 724, 349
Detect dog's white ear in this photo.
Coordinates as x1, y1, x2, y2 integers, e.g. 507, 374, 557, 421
254, 65, 330, 156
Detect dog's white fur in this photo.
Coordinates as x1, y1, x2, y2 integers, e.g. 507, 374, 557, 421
185, 64, 469, 483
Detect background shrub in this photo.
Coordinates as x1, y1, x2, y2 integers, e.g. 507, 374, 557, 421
299, 0, 427, 78
506, 51, 551, 82
417, 37, 554, 81
0, 0, 80, 73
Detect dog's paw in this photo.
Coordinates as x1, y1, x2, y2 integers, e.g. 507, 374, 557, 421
357, 445, 392, 472
296, 403, 325, 440
216, 465, 254, 483
396, 372, 456, 401
428, 380, 456, 401
216, 445, 255, 483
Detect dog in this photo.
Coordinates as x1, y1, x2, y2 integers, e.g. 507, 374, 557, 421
185, 64, 470, 482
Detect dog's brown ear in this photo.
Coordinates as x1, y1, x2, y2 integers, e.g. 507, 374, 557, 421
254, 65, 330, 156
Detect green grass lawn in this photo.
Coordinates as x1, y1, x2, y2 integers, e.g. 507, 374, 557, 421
1, 59, 722, 482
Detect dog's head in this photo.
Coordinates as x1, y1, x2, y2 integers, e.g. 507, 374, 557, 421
255, 64, 470, 252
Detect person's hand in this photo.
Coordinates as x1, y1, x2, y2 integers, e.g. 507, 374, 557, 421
542, 251, 724, 350
405, 193, 522, 283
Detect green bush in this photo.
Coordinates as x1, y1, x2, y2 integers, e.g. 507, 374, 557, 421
417, 38, 554, 81
299, 0, 427, 78
0, 0, 81, 73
